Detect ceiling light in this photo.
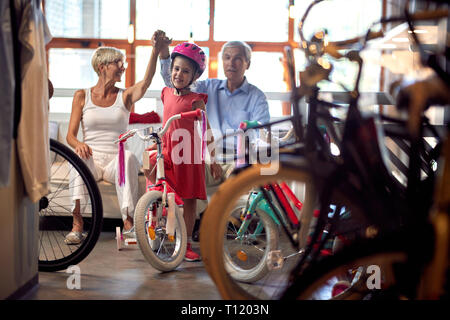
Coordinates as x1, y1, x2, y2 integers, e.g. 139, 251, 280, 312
127, 24, 134, 44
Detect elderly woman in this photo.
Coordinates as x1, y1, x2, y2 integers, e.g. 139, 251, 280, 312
65, 31, 168, 244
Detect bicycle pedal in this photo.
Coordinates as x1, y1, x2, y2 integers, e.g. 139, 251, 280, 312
124, 238, 137, 245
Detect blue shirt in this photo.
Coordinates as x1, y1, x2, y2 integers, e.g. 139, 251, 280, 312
160, 58, 270, 145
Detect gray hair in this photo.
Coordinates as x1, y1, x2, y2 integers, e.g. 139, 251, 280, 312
221, 41, 252, 64
91, 47, 124, 75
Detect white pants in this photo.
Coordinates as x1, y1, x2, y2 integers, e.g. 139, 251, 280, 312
71, 150, 140, 221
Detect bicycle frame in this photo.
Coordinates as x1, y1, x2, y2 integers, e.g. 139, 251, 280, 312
236, 182, 303, 240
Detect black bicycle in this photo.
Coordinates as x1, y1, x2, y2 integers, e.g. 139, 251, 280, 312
281, 1, 449, 300
38, 138, 103, 272
199, 0, 447, 299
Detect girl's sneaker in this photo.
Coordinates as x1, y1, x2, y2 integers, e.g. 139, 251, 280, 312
184, 243, 201, 262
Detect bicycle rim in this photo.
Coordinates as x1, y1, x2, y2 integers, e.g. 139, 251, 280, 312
223, 200, 279, 283
38, 139, 103, 272
200, 163, 317, 299
134, 190, 187, 272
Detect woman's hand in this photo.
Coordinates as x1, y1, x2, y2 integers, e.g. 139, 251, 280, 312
210, 162, 223, 181
75, 142, 93, 160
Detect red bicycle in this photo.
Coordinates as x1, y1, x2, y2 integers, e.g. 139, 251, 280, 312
115, 109, 204, 271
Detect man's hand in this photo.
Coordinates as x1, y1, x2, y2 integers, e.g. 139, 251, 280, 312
210, 162, 223, 181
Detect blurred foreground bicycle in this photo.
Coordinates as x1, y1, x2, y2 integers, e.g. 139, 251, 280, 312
200, 1, 448, 299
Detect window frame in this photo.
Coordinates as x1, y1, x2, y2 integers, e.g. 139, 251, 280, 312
44, 0, 385, 115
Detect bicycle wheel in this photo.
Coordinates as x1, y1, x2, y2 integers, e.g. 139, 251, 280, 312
200, 162, 317, 299
38, 139, 103, 272
281, 227, 434, 300
223, 198, 279, 283
134, 190, 187, 272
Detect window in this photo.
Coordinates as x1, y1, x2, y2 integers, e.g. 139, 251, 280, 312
45, 0, 384, 118
45, 0, 130, 39
214, 0, 289, 42
49, 48, 98, 89
292, 0, 382, 92
136, 0, 210, 41
218, 51, 287, 117
293, 0, 382, 43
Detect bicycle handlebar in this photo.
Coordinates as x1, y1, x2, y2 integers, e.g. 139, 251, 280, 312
180, 109, 202, 119
299, 0, 448, 60
328, 30, 384, 49
114, 110, 205, 144
326, 8, 448, 51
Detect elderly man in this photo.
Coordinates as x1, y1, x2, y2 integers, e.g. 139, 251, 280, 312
158, 38, 270, 237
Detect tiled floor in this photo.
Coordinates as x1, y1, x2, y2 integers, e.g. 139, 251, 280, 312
25, 231, 222, 300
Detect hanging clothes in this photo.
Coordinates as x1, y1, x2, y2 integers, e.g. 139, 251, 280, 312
14, 0, 52, 202
0, 0, 16, 187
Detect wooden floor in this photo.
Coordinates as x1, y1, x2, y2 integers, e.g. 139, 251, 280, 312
25, 231, 222, 300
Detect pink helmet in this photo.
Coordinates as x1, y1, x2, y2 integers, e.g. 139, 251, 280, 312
171, 42, 206, 76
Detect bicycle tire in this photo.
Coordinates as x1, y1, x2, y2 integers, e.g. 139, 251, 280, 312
200, 162, 317, 299
134, 190, 187, 272
281, 227, 434, 300
38, 139, 103, 272
223, 199, 279, 283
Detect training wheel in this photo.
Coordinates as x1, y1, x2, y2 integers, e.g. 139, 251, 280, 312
116, 226, 122, 251
116, 226, 137, 250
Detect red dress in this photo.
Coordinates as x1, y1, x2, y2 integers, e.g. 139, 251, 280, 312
149, 87, 207, 200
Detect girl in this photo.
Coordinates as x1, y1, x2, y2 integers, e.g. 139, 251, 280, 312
146, 42, 220, 261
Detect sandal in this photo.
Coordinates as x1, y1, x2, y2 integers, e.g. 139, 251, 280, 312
122, 226, 135, 238
64, 231, 86, 245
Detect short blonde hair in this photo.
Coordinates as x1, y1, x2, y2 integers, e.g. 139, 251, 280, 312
91, 47, 124, 75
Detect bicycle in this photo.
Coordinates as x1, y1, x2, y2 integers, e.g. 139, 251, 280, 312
211, 120, 309, 284
199, 1, 447, 299
281, 1, 450, 300
116, 109, 204, 272
38, 138, 103, 272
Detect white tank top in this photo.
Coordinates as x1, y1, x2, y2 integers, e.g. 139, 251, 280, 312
81, 88, 129, 154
